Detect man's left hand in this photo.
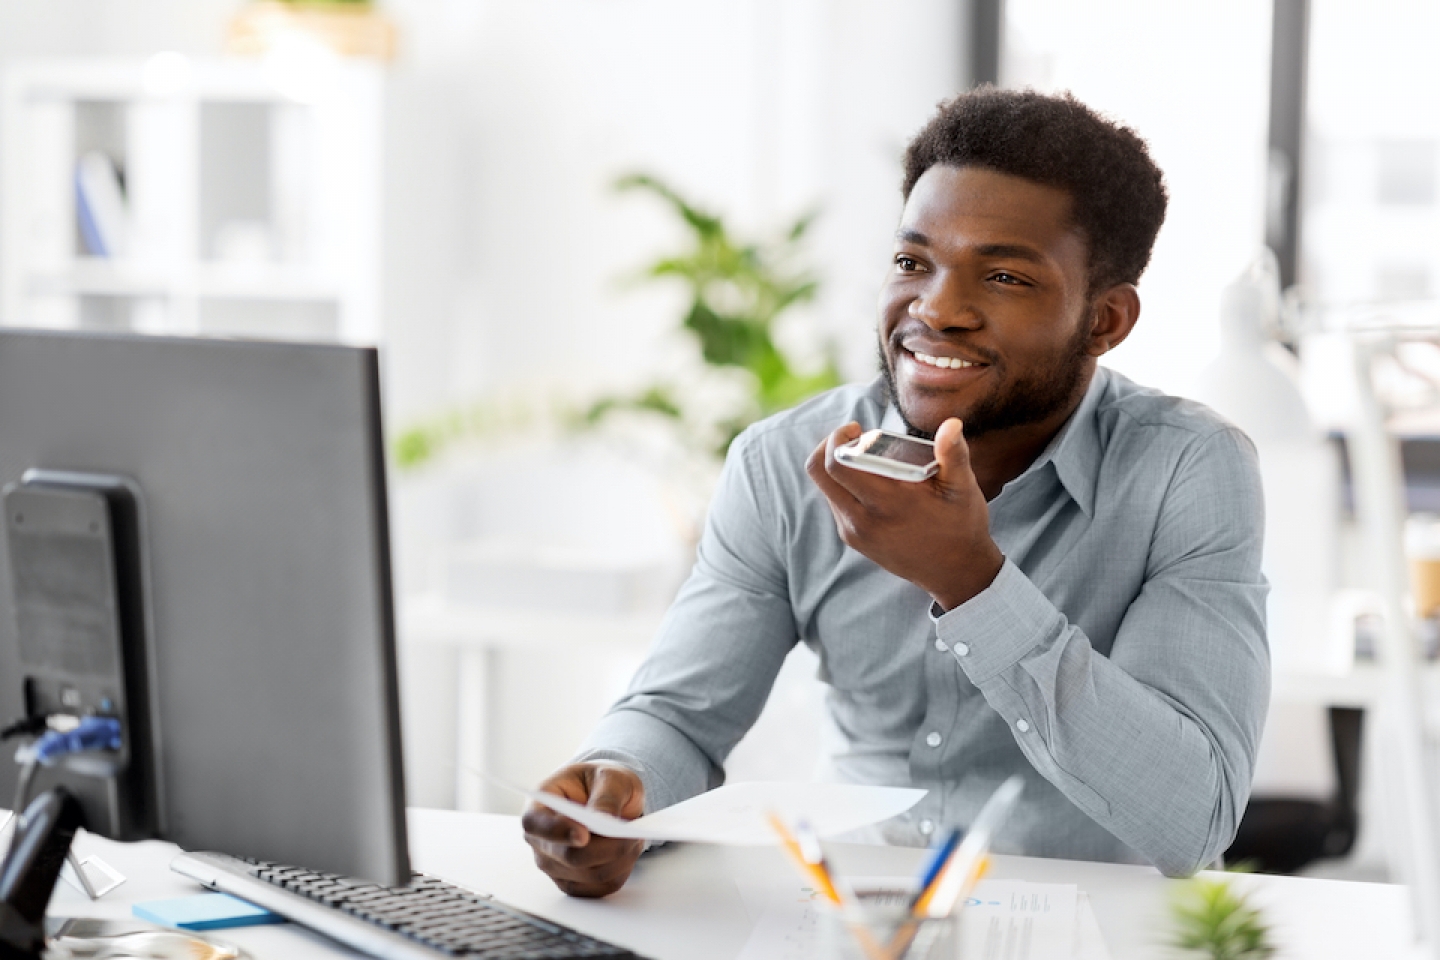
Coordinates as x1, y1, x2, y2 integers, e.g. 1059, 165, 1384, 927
805, 418, 1004, 612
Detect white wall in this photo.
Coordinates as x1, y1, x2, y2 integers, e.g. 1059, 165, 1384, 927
380, 0, 966, 425
1002, 0, 1273, 398
0, 1, 235, 62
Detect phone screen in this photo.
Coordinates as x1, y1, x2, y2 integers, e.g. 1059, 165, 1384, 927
865, 433, 936, 467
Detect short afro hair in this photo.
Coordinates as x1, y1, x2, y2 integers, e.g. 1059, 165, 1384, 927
902, 87, 1168, 295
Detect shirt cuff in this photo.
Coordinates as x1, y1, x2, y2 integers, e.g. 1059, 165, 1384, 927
574, 707, 711, 815
931, 558, 1061, 683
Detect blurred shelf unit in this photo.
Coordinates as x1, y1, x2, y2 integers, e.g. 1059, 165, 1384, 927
0, 56, 383, 343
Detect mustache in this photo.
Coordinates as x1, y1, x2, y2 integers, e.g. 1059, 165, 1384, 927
888, 327, 1001, 367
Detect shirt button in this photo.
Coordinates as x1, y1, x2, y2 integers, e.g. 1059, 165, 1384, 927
919, 819, 935, 836
925, 731, 942, 748
1016, 719, 1031, 733
953, 641, 970, 656
934, 638, 948, 652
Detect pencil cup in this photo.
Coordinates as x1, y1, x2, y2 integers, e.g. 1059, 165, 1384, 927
817, 901, 960, 960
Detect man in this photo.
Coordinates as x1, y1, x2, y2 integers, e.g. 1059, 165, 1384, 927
522, 88, 1269, 897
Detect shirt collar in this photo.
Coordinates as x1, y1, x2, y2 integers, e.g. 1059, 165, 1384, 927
879, 402, 907, 433
879, 367, 1108, 518
1025, 366, 1107, 518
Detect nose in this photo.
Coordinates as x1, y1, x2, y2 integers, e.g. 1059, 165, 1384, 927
907, 271, 980, 331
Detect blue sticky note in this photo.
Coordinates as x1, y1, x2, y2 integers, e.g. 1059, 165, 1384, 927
133, 893, 286, 930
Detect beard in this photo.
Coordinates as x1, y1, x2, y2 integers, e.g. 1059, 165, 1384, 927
878, 314, 1095, 441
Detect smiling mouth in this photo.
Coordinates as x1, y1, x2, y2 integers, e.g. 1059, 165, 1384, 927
909, 349, 985, 370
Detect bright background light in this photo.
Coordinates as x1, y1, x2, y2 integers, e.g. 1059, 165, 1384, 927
1003, 0, 1273, 398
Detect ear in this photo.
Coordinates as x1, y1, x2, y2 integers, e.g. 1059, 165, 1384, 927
1084, 283, 1141, 357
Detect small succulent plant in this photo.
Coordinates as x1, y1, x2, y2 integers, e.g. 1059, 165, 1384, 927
1169, 876, 1276, 960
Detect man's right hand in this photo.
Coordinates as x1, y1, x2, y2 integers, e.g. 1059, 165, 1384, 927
520, 762, 646, 898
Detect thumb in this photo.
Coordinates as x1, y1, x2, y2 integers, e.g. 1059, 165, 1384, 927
588, 766, 645, 821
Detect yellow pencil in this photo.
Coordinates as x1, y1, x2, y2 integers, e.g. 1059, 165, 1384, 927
766, 813, 891, 960
766, 812, 841, 904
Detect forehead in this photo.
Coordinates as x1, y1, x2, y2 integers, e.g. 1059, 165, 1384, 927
900, 164, 1084, 261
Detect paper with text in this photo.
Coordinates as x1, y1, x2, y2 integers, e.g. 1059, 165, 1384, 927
509, 780, 925, 845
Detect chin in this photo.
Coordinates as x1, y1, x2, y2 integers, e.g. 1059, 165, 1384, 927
896, 394, 969, 439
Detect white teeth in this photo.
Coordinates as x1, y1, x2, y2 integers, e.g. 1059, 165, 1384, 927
914, 351, 975, 370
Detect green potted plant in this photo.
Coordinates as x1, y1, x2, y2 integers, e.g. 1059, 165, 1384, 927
581, 174, 841, 461
395, 174, 840, 470
1168, 875, 1276, 960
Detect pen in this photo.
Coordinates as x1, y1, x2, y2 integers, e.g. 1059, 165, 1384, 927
888, 853, 993, 960
906, 827, 961, 914
887, 780, 1017, 960
922, 775, 1023, 918
919, 853, 990, 913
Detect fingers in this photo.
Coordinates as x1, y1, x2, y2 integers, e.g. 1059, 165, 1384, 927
805, 422, 866, 508
545, 842, 645, 898
520, 767, 591, 845
528, 828, 645, 898
532, 830, 642, 872
831, 420, 864, 446
521, 763, 647, 898
521, 810, 585, 848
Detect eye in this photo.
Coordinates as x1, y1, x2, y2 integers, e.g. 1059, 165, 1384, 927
988, 271, 1029, 286
894, 255, 924, 273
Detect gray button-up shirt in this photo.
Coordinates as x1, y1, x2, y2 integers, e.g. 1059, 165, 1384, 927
579, 367, 1268, 877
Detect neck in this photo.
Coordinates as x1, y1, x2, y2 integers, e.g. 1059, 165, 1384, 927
966, 369, 1095, 501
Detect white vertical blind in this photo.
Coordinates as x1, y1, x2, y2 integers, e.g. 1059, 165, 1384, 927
1303, 0, 1440, 306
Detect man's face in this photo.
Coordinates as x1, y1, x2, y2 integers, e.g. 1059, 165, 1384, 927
878, 164, 1098, 440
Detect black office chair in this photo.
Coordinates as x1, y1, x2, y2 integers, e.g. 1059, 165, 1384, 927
1224, 707, 1363, 874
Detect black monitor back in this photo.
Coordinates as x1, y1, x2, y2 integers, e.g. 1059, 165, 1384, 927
0, 330, 409, 886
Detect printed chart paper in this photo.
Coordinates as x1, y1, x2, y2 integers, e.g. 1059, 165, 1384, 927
507, 780, 926, 846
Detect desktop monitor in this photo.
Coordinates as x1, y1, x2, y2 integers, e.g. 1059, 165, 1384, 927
0, 328, 409, 887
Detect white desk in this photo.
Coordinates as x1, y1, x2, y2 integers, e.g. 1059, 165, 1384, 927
44, 808, 1415, 960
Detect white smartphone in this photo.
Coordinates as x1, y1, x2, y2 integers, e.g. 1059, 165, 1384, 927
833, 429, 939, 482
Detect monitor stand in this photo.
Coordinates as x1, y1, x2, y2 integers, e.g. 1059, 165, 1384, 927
0, 787, 84, 960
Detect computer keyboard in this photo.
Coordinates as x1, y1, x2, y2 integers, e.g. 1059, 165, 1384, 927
170, 851, 646, 960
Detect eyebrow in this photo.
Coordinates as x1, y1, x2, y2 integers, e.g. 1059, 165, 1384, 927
894, 229, 1050, 266
974, 243, 1048, 265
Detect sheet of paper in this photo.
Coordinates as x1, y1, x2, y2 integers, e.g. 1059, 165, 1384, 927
734, 876, 1097, 960
504, 780, 925, 846
1075, 892, 1111, 960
